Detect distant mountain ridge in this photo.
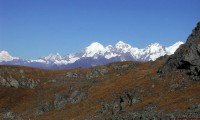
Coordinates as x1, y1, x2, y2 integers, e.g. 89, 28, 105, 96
0, 41, 184, 69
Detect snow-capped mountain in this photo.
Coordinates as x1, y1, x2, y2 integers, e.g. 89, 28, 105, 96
0, 41, 184, 69
166, 41, 184, 55
0, 50, 19, 62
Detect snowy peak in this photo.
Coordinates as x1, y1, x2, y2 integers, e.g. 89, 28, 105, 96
140, 43, 167, 61
83, 42, 106, 57
105, 45, 115, 52
143, 43, 165, 53
166, 41, 184, 55
0, 41, 184, 69
43, 53, 62, 61
115, 41, 132, 53
0, 50, 16, 62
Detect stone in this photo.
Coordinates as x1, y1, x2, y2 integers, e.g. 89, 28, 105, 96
35, 101, 54, 116
112, 103, 122, 114
0, 75, 39, 89
86, 68, 108, 81
100, 103, 110, 114
69, 90, 86, 103
158, 22, 200, 81
48, 79, 56, 83
169, 83, 179, 89
96, 68, 108, 76
54, 94, 68, 110
0, 76, 6, 86
66, 72, 78, 79
9, 78, 19, 88
19, 69, 24, 74
28, 79, 39, 89
3, 111, 16, 119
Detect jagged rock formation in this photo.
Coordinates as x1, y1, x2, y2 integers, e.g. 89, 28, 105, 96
158, 22, 200, 81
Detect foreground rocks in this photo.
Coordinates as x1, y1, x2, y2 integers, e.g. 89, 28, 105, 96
158, 22, 200, 81
35, 89, 87, 116
99, 91, 141, 115
0, 75, 40, 89
95, 102, 200, 120
0, 111, 22, 120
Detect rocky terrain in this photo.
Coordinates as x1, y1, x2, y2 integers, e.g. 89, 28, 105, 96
158, 22, 200, 81
0, 22, 200, 120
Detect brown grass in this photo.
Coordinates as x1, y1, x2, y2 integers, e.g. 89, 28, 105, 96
0, 60, 200, 119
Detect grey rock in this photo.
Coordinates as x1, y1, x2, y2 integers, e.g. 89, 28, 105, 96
0, 75, 39, 89
69, 90, 86, 103
54, 94, 68, 110
98, 102, 200, 119
112, 101, 122, 114
28, 79, 39, 89
0, 76, 7, 86
96, 68, 108, 76
86, 71, 99, 80
99, 92, 141, 116
9, 78, 19, 88
111, 63, 136, 71
144, 103, 157, 111
48, 79, 56, 83
169, 83, 179, 89
3, 111, 16, 119
86, 68, 108, 80
100, 103, 110, 114
66, 72, 78, 79
19, 69, 24, 74
158, 22, 200, 81
36, 101, 54, 116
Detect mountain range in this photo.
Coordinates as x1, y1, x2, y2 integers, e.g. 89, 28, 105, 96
0, 41, 183, 69
0, 22, 200, 119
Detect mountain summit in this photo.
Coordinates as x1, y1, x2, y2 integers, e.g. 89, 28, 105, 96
0, 41, 183, 69
0, 50, 18, 62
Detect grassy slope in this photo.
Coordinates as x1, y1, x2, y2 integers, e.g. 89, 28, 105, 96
0, 59, 200, 119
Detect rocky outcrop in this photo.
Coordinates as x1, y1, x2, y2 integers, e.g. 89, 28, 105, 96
35, 101, 54, 116
69, 90, 86, 103
0, 111, 22, 120
54, 94, 68, 110
97, 103, 200, 120
99, 92, 141, 115
158, 22, 200, 81
35, 89, 87, 116
86, 68, 108, 80
0, 75, 40, 89
66, 72, 78, 79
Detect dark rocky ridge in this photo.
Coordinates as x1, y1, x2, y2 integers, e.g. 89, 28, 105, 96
158, 22, 200, 81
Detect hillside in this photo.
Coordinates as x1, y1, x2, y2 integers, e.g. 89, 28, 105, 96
0, 60, 200, 119
0, 22, 200, 120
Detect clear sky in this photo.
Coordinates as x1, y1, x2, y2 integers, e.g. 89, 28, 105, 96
0, 0, 200, 59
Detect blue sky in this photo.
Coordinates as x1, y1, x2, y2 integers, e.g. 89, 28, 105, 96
0, 0, 200, 59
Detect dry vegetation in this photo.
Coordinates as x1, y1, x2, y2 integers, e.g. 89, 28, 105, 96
0, 59, 200, 119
